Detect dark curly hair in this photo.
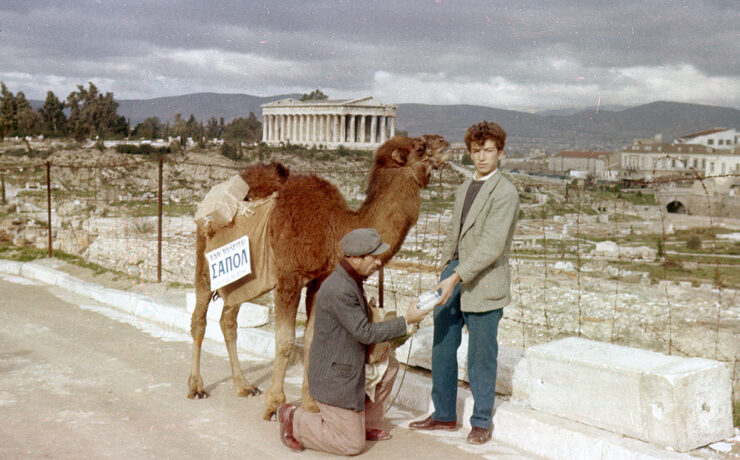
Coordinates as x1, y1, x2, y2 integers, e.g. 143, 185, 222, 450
464, 121, 507, 151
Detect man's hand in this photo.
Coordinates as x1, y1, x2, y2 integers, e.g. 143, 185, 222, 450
435, 271, 461, 306
404, 304, 433, 325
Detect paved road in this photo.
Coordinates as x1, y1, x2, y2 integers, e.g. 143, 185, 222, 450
0, 274, 531, 459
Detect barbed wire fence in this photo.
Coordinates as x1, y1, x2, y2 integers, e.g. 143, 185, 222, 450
0, 152, 737, 410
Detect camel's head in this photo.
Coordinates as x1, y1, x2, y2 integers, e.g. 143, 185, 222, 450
419, 134, 451, 169
373, 134, 450, 188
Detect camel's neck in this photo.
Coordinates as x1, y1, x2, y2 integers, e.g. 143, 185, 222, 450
357, 167, 422, 261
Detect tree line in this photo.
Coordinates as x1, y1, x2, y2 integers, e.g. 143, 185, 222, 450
0, 81, 264, 146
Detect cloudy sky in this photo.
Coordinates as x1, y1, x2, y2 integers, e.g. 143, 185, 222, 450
1, 1, 738, 112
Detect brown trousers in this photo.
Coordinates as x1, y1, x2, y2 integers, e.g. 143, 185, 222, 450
293, 356, 399, 456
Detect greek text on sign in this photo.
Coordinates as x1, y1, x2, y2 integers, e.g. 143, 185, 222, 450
205, 236, 252, 290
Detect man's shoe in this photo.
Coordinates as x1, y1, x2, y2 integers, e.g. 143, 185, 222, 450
467, 426, 492, 445
278, 404, 304, 452
408, 416, 458, 431
365, 428, 392, 441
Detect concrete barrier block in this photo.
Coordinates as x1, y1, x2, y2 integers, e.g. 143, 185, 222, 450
493, 402, 698, 460
186, 292, 269, 327
393, 370, 476, 427
395, 325, 522, 395
513, 337, 734, 452
20, 262, 64, 285
391, 370, 433, 413
236, 328, 274, 358
56, 274, 98, 298
0, 259, 23, 275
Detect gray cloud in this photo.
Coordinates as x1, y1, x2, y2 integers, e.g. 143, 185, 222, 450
0, 0, 737, 110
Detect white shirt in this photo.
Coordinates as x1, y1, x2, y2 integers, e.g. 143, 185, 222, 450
474, 168, 498, 181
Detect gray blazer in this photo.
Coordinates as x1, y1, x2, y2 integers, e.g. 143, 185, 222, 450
441, 172, 519, 312
308, 263, 407, 411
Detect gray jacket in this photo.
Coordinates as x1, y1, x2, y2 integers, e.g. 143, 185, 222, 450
441, 172, 520, 312
308, 263, 407, 411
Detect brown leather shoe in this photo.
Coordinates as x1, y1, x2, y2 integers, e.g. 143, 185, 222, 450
467, 426, 492, 445
278, 404, 304, 452
409, 415, 458, 431
365, 428, 392, 441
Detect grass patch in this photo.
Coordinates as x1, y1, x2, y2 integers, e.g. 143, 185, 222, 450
0, 243, 114, 276
167, 281, 194, 289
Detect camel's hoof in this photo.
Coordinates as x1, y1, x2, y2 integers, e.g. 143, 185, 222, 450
263, 407, 277, 421
302, 397, 320, 413
237, 386, 262, 397
188, 389, 209, 399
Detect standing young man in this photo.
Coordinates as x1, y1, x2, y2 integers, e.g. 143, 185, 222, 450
410, 121, 519, 444
278, 228, 433, 456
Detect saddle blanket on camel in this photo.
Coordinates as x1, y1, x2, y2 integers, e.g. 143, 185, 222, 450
196, 175, 278, 300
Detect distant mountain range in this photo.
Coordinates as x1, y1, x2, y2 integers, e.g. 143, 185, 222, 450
32, 93, 740, 154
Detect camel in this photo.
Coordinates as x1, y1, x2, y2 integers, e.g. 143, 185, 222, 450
187, 134, 450, 420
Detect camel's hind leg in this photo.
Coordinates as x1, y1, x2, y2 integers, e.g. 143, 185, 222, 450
263, 274, 302, 420
300, 278, 322, 412
220, 301, 261, 397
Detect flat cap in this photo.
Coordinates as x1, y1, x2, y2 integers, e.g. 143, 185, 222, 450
341, 228, 390, 257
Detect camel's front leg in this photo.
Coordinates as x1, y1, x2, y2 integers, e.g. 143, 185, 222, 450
300, 278, 321, 412
187, 287, 210, 399
300, 311, 319, 412
263, 276, 301, 420
221, 302, 261, 397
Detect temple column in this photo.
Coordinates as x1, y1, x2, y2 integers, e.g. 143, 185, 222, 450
359, 116, 366, 143
339, 115, 346, 144
311, 115, 319, 144
333, 115, 340, 143
389, 116, 395, 138
324, 115, 331, 143
280, 115, 286, 143
379, 116, 387, 143
304, 115, 310, 143
348, 115, 356, 143
303, 115, 309, 142
299, 115, 305, 142
370, 116, 377, 144
262, 115, 267, 142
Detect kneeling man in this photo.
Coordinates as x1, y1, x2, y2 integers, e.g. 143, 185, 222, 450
279, 228, 433, 456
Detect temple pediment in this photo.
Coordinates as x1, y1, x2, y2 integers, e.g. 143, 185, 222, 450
261, 96, 395, 109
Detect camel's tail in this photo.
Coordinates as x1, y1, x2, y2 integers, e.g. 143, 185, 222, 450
241, 161, 290, 200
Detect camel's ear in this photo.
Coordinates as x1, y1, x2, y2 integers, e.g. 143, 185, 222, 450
391, 148, 409, 165
412, 137, 427, 155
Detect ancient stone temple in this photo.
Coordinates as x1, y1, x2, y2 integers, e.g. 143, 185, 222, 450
261, 97, 397, 149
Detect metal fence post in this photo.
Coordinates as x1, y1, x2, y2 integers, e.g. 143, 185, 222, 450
1, 169, 6, 204
379, 267, 384, 309
46, 160, 52, 258
157, 155, 163, 283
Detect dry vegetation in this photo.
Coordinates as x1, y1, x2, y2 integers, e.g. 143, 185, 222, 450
1, 140, 738, 409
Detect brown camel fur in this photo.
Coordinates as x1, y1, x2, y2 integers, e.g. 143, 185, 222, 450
187, 135, 450, 420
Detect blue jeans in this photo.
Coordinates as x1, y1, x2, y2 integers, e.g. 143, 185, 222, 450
431, 259, 503, 430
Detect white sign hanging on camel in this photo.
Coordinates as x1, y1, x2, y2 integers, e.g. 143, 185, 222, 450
205, 236, 252, 290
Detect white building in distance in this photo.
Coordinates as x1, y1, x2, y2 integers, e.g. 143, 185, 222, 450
261, 96, 397, 149
674, 128, 738, 150
616, 137, 739, 180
